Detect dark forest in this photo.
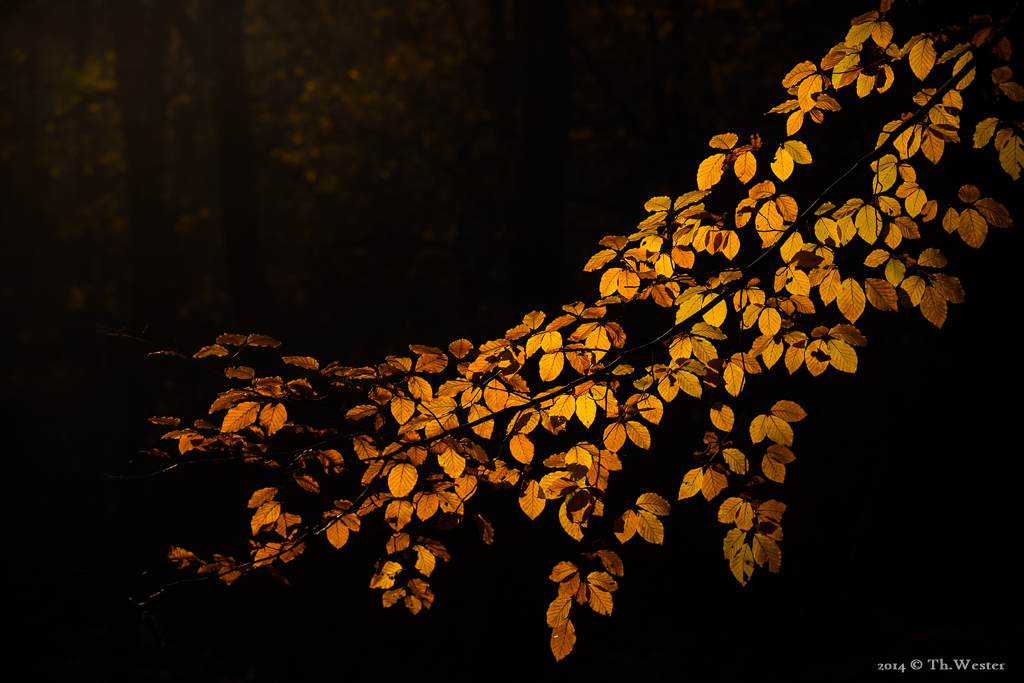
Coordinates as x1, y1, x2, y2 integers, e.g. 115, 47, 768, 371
2, 1, 1020, 681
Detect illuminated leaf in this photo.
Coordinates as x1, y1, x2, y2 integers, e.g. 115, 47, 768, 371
678, 467, 703, 500
837, 278, 866, 323
750, 414, 794, 446
710, 402, 735, 432
251, 501, 281, 534
282, 356, 319, 370
909, 37, 936, 80
636, 492, 671, 516
519, 480, 546, 520
701, 466, 728, 501
550, 619, 576, 661
864, 278, 899, 312
246, 334, 281, 348
770, 400, 806, 422
636, 510, 665, 544
697, 153, 727, 190
259, 402, 287, 436
194, 344, 229, 359
222, 401, 260, 433
388, 462, 418, 498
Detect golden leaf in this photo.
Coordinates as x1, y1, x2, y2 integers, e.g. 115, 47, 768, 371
734, 151, 756, 184
251, 501, 281, 535
194, 344, 229, 359
519, 480, 546, 520
221, 401, 260, 433
709, 402, 734, 432
723, 448, 748, 474
625, 421, 651, 449
909, 37, 935, 80
603, 422, 626, 452
325, 519, 350, 549
678, 467, 703, 500
550, 619, 576, 661
771, 146, 794, 181
864, 278, 899, 311
770, 400, 806, 422
282, 356, 318, 370
920, 287, 947, 327
636, 492, 671, 516
701, 466, 728, 501
973, 117, 999, 148
709, 133, 738, 149
388, 462, 418, 498
837, 278, 866, 323
697, 153, 727, 190
636, 509, 665, 544
259, 402, 287, 436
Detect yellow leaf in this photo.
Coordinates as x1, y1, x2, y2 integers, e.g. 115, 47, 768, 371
909, 37, 935, 80
845, 19, 875, 47
636, 509, 665, 544
603, 423, 626, 452
734, 151, 756, 184
636, 492, 670, 516
771, 146, 794, 181
781, 61, 816, 88
750, 414, 793, 446
697, 153, 727, 190
678, 467, 703, 500
625, 421, 651, 449
998, 134, 1023, 179
510, 433, 535, 465
614, 509, 638, 542
539, 352, 565, 382
783, 140, 812, 164
388, 462, 418, 498
770, 400, 806, 422
723, 448, 748, 474
519, 480, 546, 520
827, 339, 858, 373
837, 278, 866, 323
710, 402, 734, 432
701, 466, 728, 501
973, 117, 999, 148
709, 133, 738, 149
550, 619, 576, 661
957, 208, 988, 248
864, 278, 899, 311
786, 109, 804, 136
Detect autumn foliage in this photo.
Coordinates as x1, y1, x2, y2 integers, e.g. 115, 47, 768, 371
130, 1, 1018, 661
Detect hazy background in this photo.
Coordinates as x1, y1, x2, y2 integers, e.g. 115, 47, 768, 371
2, 1, 1019, 680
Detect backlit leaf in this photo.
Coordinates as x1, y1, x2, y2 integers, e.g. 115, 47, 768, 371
388, 462, 418, 498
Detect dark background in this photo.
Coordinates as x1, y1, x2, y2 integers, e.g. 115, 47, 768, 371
2, 1, 1019, 681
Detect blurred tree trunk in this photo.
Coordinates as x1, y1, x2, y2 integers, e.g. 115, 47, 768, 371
509, 0, 569, 313
107, 0, 174, 328
203, 0, 269, 328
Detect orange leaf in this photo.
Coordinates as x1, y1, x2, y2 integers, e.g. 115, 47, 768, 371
221, 401, 260, 433
388, 462, 418, 498
282, 356, 319, 370
550, 619, 576, 661
259, 402, 287, 436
